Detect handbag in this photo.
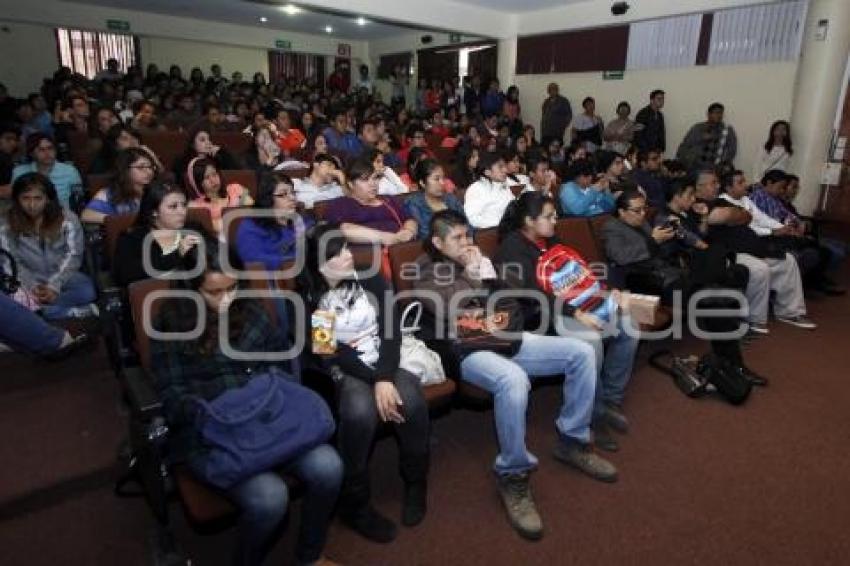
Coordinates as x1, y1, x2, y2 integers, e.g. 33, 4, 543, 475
698, 352, 752, 406
453, 296, 524, 358
188, 367, 335, 490
399, 301, 447, 386
649, 350, 708, 398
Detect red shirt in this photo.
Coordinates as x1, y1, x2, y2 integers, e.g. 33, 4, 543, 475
277, 128, 306, 154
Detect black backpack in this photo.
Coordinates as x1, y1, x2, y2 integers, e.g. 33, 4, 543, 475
699, 352, 752, 405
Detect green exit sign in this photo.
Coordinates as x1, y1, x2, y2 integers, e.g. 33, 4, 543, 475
275, 39, 292, 50
106, 19, 130, 32
603, 70, 624, 80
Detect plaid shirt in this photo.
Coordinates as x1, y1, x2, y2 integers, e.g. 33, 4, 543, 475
750, 185, 797, 224
150, 301, 290, 464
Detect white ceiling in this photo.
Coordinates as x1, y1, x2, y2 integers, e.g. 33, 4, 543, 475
447, 0, 585, 12
67, 0, 437, 39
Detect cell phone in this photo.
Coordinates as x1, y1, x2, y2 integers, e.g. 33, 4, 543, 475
661, 218, 680, 230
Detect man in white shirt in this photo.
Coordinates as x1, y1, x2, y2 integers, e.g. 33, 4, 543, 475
463, 153, 515, 229
294, 154, 346, 209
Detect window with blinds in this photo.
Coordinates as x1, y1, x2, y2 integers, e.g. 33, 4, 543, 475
626, 14, 703, 70
56, 27, 138, 78
708, 0, 807, 65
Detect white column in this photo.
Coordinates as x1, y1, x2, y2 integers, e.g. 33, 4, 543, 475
789, 0, 850, 214
497, 37, 517, 89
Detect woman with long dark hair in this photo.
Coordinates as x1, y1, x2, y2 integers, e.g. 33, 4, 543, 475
0, 173, 96, 319
462, 151, 514, 229
82, 147, 158, 223
185, 157, 253, 233
494, 191, 639, 451
150, 236, 342, 566
297, 223, 431, 543
235, 172, 312, 270
753, 120, 793, 182
404, 158, 465, 239
172, 128, 242, 186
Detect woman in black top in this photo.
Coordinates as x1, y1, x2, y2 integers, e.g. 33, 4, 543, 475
297, 223, 430, 544
172, 127, 242, 186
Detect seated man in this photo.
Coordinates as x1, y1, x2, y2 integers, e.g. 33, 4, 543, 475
321, 108, 362, 161
413, 209, 616, 542
694, 169, 815, 332
559, 159, 615, 217
748, 170, 843, 295
293, 153, 346, 209
629, 149, 666, 209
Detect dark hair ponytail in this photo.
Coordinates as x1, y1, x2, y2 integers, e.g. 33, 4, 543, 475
497, 190, 554, 242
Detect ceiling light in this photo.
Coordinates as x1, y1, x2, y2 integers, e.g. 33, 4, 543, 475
356, 17, 368, 26
324, 25, 333, 33
259, 16, 268, 23
281, 4, 301, 16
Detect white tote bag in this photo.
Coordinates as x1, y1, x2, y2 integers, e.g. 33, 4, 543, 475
399, 301, 446, 386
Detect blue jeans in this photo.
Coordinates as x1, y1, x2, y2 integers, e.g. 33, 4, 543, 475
226, 444, 343, 566
556, 313, 639, 419
40, 271, 97, 320
0, 292, 65, 354
460, 332, 597, 476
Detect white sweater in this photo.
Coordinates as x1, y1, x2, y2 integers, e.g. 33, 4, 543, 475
752, 146, 792, 183
720, 193, 783, 236
463, 178, 515, 229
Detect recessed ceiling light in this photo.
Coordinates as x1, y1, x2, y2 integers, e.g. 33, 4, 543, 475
259, 16, 268, 23
281, 4, 301, 16
356, 17, 368, 26
324, 25, 333, 33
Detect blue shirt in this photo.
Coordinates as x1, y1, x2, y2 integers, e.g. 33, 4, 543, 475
404, 191, 466, 240
235, 216, 313, 271
83, 188, 140, 217
322, 126, 363, 160
12, 161, 83, 209
559, 181, 615, 217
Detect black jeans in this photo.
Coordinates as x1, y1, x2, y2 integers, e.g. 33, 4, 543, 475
335, 369, 430, 514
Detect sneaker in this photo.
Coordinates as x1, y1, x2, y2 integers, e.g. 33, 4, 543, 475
748, 322, 770, 335
775, 315, 817, 330
340, 505, 397, 543
496, 473, 543, 540
553, 440, 618, 483
64, 303, 100, 319
592, 421, 619, 452
603, 403, 629, 433
401, 481, 427, 527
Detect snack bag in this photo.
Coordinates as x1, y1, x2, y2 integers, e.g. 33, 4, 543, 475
311, 310, 337, 355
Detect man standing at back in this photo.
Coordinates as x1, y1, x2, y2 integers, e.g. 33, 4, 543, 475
677, 103, 738, 171
541, 83, 572, 145
634, 89, 666, 154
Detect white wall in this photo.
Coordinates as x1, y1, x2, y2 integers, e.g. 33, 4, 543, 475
0, 0, 368, 92
0, 21, 60, 96
514, 61, 798, 177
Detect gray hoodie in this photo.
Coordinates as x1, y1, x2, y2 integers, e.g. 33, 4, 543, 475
0, 210, 85, 292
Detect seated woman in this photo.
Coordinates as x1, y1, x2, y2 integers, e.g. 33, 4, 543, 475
463, 151, 515, 229
88, 124, 143, 175
81, 148, 158, 224
493, 191, 639, 452
398, 146, 429, 191
173, 127, 242, 186
504, 148, 530, 187
112, 181, 203, 287
150, 237, 342, 566
0, 173, 96, 319
244, 124, 285, 175
185, 157, 253, 233
11, 133, 83, 209
235, 172, 313, 270
297, 223, 430, 543
559, 159, 615, 217
324, 158, 417, 247
404, 158, 465, 240
364, 147, 407, 196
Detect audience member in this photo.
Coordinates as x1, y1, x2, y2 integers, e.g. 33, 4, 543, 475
11, 133, 82, 209
81, 147, 157, 223
463, 151, 514, 229
559, 159, 614, 217
634, 90, 666, 153
405, 158, 465, 239
294, 153, 345, 209
677, 103, 737, 170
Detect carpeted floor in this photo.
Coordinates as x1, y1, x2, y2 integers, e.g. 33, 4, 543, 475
2, 286, 850, 566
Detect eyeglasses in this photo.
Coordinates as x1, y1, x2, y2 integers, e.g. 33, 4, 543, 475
273, 190, 296, 199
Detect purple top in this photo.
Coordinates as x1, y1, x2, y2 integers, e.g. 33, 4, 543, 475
325, 196, 409, 233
